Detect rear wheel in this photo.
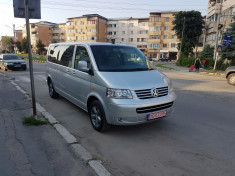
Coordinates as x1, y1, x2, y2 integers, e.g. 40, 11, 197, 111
48, 80, 59, 98
89, 100, 110, 132
227, 73, 235, 86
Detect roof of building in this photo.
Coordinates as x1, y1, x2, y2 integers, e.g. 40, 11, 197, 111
107, 17, 149, 21
30, 21, 58, 26
67, 14, 107, 21
150, 11, 178, 15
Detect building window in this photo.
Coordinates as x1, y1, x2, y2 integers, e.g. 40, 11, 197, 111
164, 26, 169, 30
138, 22, 148, 26
137, 38, 147, 42
129, 38, 133, 42
107, 24, 112, 27
149, 35, 160, 39
149, 26, 161, 31
122, 31, 125, 35
163, 43, 167, 47
122, 38, 124, 41
75, 21, 79, 25
76, 36, 79, 40
172, 35, 177, 39
148, 43, 159, 48
164, 17, 169, 22
129, 23, 134, 27
107, 31, 112, 35
88, 20, 96, 24
88, 28, 96, 32
81, 36, 84, 40
113, 31, 116, 35
81, 28, 84, 32
76, 29, 79, 33
139, 30, 148, 34
171, 43, 176, 48
80, 21, 84, 25
163, 35, 168, 39
150, 16, 161, 22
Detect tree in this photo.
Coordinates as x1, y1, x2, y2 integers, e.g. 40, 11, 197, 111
172, 11, 204, 57
16, 41, 23, 53
221, 16, 235, 61
1, 36, 13, 52
21, 38, 28, 53
36, 40, 46, 55
199, 45, 214, 59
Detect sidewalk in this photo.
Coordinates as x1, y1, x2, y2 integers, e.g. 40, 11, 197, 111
154, 61, 225, 76
0, 73, 95, 176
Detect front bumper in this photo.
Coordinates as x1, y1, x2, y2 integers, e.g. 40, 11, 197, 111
6, 64, 27, 70
106, 92, 176, 125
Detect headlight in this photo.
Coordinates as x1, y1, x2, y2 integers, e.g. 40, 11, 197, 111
5, 62, 13, 66
163, 75, 173, 93
107, 88, 133, 99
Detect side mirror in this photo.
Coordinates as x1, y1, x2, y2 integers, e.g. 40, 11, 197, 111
78, 61, 93, 75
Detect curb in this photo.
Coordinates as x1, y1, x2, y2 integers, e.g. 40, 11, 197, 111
4, 73, 112, 176
199, 72, 225, 77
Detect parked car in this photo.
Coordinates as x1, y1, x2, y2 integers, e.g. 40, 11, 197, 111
46, 42, 176, 132
159, 57, 172, 62
0, 54, 27, 71
225, 66, 235, 86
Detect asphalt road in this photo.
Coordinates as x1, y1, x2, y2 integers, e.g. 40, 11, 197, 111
2, 61, 235, 176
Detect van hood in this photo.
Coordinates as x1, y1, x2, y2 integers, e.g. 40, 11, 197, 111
97, 70, 168, 90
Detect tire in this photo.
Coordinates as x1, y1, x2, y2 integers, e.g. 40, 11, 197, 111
4, 67, 7, 71
89, 100, 110, 132
227, 73, 235, 86
48, 80, 59, 98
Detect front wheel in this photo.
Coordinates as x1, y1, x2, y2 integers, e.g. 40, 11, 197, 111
48, 80, 59, 98
227, 73, 235, 86
89, 100, 110, 132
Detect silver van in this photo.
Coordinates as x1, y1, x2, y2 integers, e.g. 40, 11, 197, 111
46, 42, 176, 131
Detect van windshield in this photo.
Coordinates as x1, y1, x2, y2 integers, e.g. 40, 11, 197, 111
90, 45, 154, 72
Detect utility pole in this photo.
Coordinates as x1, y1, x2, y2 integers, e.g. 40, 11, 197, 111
213, 0, 223, 71
24, 0, 37, 117
179, 17, 186, 58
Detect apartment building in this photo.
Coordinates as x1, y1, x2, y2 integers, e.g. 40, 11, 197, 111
15, 30, 23, 42
205, 0, 235, 47
22, 21, 60, 53
148, 12, 180, 60
51, 23, 66, 43
65, 14, 107, 42
106, 18, 149, 54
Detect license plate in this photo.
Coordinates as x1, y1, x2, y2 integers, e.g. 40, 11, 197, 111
14, 64, 21, 67
147, 111, 166, 120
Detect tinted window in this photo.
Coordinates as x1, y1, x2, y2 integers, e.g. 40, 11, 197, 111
90, 45, 153, 72
57, 45, 74, 67
48, 45, 74, 67
74, 46, 91, 70
3, 55, 21, 60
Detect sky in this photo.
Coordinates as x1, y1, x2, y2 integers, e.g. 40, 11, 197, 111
0, 0, 208, 37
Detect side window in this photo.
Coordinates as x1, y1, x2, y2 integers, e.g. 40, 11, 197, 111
57, 45, 75, 67
48, 45, 60, 63
74, 46, 91, 70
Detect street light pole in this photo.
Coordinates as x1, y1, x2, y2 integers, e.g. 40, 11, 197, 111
213, 0, 223, 71
24, 0, 37, 117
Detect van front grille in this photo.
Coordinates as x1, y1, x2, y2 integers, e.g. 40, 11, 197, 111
136, 102, 174, 114
135, 86, 168, 99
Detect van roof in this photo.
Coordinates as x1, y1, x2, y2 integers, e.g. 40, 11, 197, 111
48, 42, 131, 47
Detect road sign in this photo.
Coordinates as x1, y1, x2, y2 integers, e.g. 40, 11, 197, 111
217, 45, 223, 53
223, 35, 233, 47
13, 0, 41, 19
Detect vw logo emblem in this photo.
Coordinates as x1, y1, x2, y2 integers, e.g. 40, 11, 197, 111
151, 88, 158, 97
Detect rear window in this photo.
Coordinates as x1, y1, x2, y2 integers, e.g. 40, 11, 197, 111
3, 55, 21, 60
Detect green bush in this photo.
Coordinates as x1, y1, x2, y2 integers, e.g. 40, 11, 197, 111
177, 56, 196, 67
202, 58, 214, 69
216, 59, 235, 71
